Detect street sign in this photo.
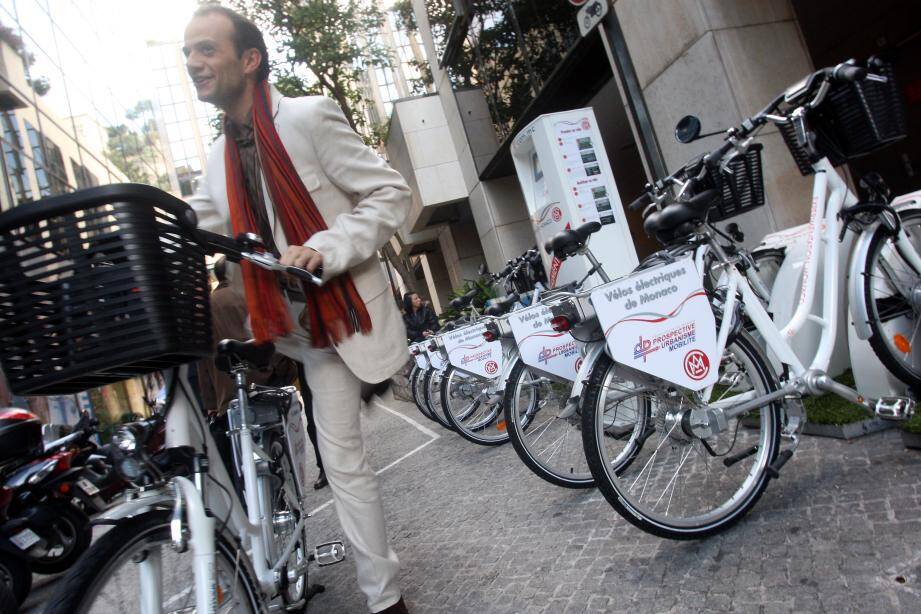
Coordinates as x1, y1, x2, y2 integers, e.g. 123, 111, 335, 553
577, 0, 608, 37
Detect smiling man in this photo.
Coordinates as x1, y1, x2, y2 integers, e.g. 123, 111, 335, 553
183, 4, 411, 613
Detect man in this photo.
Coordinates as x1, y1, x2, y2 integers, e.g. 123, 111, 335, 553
183, 5, 411, 613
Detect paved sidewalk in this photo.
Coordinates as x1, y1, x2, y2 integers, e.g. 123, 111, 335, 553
23, 396, 921, 613
303, 397, 921, 614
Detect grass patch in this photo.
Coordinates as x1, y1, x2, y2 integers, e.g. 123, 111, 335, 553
901, 412, 921, 434
803, 370, 870, 425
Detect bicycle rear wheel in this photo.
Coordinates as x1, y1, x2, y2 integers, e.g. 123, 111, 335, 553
582, 330, 781, 540
503, 357, 594, 487
861, 207, 921, 388
422, 368, 454, 430
409, 365, 434, 421
440, 366, 508, 446
44, 510, 261, 614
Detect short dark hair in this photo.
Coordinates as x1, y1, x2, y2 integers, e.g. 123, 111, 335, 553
213, 256, 227, 283
194, 3, 270, 81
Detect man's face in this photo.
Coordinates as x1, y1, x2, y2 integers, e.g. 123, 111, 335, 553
183, 13, 250, 109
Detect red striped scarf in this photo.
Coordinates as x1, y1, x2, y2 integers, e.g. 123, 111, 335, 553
224, 81, 372, 347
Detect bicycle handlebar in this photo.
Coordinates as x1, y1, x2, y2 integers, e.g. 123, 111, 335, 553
193, 228, 322, 286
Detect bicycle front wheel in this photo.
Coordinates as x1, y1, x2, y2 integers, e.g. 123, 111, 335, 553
440, 366, 509, 445
582, 330, 781, 540
503, 357, 594, 487
861, 207, 921, 389
45, 510, 261, 614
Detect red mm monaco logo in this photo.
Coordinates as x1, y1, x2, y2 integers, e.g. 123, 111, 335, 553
485, 360, 499, 375
683, 349, 710, 381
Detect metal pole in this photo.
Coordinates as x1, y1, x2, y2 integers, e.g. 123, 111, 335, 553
596, 18, 668, 182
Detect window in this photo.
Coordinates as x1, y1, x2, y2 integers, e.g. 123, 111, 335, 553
25, 120, 69, 196
3, 113, 33, 204
71, 158, 98, 189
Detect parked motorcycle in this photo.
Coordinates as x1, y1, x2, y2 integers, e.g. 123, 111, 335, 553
1, 409, 93, 576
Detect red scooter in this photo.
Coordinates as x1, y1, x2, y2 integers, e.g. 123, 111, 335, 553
0, 409, 94, 603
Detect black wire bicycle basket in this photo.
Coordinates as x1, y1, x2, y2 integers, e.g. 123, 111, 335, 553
780, 61, 907, 175
0, 184, 212, 395
707, 143, 766, 223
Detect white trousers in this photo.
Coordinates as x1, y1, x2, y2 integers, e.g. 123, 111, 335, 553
274, 302, 402, 613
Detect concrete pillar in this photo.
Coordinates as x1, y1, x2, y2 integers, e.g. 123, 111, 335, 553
418, 252, 453, 314
437, 220, 486, 288
613, 0, 816, 240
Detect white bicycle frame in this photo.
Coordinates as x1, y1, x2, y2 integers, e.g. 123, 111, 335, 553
120, 367, 312, 614
704, 157, 921, 410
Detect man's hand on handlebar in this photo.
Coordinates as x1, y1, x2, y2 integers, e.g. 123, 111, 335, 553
280, 244, 323, 275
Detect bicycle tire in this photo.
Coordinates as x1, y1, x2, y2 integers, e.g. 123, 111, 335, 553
44, 510, 262, 614
861, 207, 921, 389
440, 365, 508, 446
28, 501, 92, 574
0, 552, 31, 606
582, 330, 781, 540
422, 367, 454, 430
503, 357, 594, 487
410, 366, 435, 421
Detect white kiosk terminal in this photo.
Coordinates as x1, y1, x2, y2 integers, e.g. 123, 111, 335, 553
511, 108, 638, 287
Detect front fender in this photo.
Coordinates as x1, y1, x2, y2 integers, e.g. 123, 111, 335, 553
567, 340, 608, 402
91, 489, 173, 525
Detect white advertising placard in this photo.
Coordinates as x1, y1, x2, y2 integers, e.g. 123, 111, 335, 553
508, 304, 582, 381
589, 258, 718, 390
425, 343, 448, 372
442, 323, 503, 379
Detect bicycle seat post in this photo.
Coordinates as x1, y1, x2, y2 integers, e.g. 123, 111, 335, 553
582, 245, 611, 284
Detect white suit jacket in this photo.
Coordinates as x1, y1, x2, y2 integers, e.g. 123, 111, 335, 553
188, 87, 410, 383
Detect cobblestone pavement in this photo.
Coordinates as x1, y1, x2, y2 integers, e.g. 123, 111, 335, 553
24, 394, 921, 613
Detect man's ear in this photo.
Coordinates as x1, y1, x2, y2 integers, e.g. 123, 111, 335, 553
242, 48, 263, 78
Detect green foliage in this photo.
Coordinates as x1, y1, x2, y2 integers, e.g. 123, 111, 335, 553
803, 371, 870, 425
438, 277, 497, 323
232, 0, 391, 147
420, 0, 581, 139
105, 102, 171, 191
901, 411, 921, 434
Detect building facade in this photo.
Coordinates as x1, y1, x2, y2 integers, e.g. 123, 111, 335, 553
147, 39, 222, 197
386, 0, 921, 307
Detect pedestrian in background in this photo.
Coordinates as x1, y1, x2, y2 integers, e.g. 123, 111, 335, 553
403, 292, 439, 343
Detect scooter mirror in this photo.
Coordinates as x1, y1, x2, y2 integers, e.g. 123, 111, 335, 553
675, 115, 702, 144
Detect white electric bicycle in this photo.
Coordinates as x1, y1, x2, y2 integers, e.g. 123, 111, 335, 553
0, 184, 345, 614
571, 58, 918, 539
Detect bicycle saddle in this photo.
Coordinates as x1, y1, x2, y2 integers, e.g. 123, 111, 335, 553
485, 293, 519, 317
643, 189, 719, 239
215, 339, 275, 372
546, 221, 602, 259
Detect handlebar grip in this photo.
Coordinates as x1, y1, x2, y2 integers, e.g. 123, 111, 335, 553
285, 265, 322, 286
705, 140, 735, 169
833, 63, 867, 83
628, 192, 652, 212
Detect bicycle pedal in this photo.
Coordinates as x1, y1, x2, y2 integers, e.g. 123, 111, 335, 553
766, 449, 794, 480
874, 397, 915, 421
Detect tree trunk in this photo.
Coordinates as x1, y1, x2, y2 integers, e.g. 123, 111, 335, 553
381, 241, 416, 296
